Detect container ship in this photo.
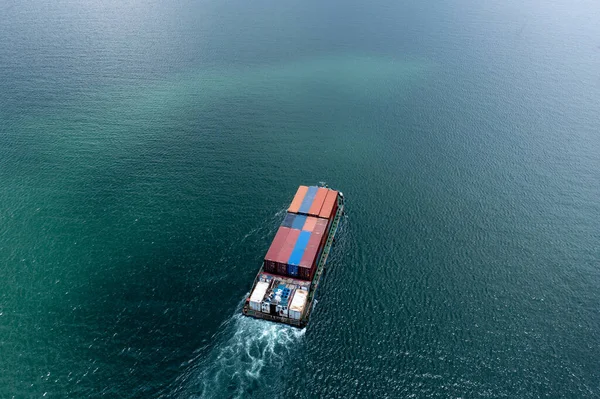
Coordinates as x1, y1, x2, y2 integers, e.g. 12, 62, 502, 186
243, 185, 344, 328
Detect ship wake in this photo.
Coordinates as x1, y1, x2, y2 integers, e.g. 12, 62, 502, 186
168, 309, 305, 399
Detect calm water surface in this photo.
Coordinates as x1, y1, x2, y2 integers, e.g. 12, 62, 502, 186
1, 0, 599, 397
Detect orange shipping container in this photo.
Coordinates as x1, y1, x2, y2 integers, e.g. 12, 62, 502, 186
302, 216, 318, 232
308, 188, 328, 216
318, 190, 338, 219
288, 186, 308, 213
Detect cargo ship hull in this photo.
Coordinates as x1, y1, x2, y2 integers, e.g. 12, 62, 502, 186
243, 189, 344, 328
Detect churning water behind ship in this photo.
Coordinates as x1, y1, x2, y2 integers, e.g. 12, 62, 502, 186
165, 309, 306, 399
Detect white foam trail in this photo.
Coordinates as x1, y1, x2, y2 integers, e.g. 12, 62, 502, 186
169, 306, 305, 399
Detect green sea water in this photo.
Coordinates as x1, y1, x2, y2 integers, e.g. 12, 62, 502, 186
1, 0, 599, 397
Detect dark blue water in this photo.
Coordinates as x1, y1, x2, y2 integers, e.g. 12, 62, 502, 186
1, 0, 599, 397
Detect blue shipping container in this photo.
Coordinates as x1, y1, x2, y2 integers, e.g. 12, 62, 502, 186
291, 214, 307, 230
298, 186, 318, 214
288, 231, 312, 266
287, 263, 299, 277
281, 213, 295, 228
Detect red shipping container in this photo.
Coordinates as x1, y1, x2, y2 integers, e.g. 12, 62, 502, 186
298, 264, 316, 280
277, 262, 288, 275
308, 188, 328, 216
315, 218, 328, 227
318, 190, 338, 219
314, 220, 329, 252
315, 219, 328, 234
264, 227, 291, 272
297, 223, 331, 280
299, 234, 322, 268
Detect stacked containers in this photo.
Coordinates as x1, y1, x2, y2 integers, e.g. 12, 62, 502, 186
264, 227, 291, 273
291, 214, 307, 230
302, 216, 317, 232
308, 187, 328, 216
315, 219, 329, 254
287, 231, 311, 277
298, 186, 318, 215
298, 237, 319, 280
319, 190, 338, 220
262, 187, 339, 280
281, 213, 295, 228
288, 186, 308, 213
298, 220, 328, 280
275, 229, 300, 275
281, 213, 318, 230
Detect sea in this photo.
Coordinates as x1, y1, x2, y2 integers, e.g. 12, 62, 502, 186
1, 0, 599, 397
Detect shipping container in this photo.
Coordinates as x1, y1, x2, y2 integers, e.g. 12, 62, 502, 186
297, 226, 328, 280
275, 228, 300, 276
249, 274, 313, 318
319, 190, 339, 219
298, 259, 316, 280
281, 213, 295, 228
287, 231, 312, 276
291, 214, 307, 230
288, 186, 308, 213
302, 216, 318, 232
276, 262, 287, 275
249, 281, 270, 311
299, 233, 322, 267
289, 289, 308, 320
314, 218, 328, 230
308, 187, 328, 216
298, 186, 318, 214
287, 264, 298, 277
264, 227, 291, 273
298, 264, 316, 281
314, 219, 328, 243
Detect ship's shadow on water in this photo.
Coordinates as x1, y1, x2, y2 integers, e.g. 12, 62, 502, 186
164, 302, 305, 399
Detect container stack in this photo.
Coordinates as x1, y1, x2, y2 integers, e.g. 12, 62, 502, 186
262, 186, 339, 280
248, 274, 311, 319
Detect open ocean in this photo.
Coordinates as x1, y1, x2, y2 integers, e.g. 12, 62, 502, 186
1, 0, 599, 397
